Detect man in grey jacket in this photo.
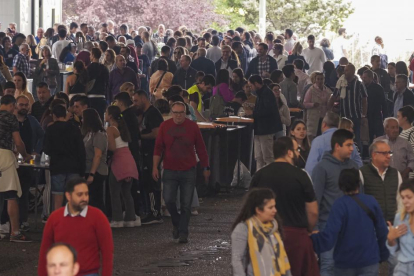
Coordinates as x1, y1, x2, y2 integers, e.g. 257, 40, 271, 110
311, 129, 359, 276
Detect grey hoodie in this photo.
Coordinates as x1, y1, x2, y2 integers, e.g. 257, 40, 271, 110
311, 151, 358, 226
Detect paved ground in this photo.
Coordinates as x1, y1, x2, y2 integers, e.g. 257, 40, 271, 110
0, 189, 390, 276
0, 190, 242, 276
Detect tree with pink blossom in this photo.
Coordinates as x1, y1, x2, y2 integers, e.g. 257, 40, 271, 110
63, 0, 227, 32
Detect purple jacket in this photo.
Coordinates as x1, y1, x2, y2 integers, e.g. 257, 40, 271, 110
108, 67, 138, 102
213, 83, 234, 103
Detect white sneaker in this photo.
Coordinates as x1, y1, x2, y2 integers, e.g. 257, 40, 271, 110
124, 216, 141, 227
191, 209, 199, 216
135, 216, 141, 226
0, 222, 10, 234
110, 221, 124, 228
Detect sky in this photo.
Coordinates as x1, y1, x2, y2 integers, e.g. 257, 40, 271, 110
343, 0, 413, 63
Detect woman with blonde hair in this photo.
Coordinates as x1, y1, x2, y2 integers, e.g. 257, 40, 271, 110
119, 82, 135, 96
387, 179, 414, 275
102, 49, 116, 72
253, 34, 263, 48
26, 34, 38, 59
287, 42, 309, 71
303, 72, 332, 140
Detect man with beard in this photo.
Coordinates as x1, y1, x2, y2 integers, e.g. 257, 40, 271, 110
14, 95, 44, 231
250, 137, 320, 276
38, 177, 113, 276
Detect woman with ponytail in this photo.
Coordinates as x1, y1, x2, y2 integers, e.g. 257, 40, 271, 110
105, 105, 139, 228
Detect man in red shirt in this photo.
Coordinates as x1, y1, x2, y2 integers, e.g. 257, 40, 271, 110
153, 102, 210, 243
38, 177, 113, 276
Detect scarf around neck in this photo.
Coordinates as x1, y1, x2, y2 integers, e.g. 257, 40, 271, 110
247, 216, 291, 276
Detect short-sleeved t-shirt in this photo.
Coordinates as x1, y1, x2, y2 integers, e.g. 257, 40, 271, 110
140, 105, 164, 153
83, 131, 108, 176
0, 110, 19, 150
250, 162, 316, 228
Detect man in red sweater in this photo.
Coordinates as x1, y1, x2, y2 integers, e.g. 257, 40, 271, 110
38, 177, 113, 276
153, 101, 210, 243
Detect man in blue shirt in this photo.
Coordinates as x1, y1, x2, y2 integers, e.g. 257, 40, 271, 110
305, 111, 363, 175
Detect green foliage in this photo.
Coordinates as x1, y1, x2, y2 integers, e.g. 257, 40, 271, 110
216, 0, 354, 37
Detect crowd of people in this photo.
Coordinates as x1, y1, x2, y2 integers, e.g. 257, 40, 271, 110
1, 20, 414, 276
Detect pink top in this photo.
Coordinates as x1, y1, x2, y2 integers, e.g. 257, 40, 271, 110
212, 83, 234, 103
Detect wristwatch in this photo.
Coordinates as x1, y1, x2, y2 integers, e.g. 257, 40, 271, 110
203, 166, 210, 171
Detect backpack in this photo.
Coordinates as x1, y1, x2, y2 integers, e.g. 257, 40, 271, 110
209, 86, 225, 120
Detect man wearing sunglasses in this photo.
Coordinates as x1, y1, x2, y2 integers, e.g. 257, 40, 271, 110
374, 117, 414, 181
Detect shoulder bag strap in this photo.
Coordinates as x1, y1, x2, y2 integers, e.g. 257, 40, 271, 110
156, 71, 167, 90
350, 194, 377, 225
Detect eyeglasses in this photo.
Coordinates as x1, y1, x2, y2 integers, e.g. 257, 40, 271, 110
375, 151, 393, 156
171, 111, 185, 115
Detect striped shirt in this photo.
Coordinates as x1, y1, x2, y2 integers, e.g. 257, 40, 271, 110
13, 53, 30, 77
334, 77, 368, 119
400, 127, 414, 178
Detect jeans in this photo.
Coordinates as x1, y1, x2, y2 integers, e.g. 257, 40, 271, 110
351, 117, 362, 156
319, 222, 335, 276
86, 172, 106, 214
51, 173, 79, 195
108, 171, 135, 222
88, 97, 107, 121
334, 263, 379, 276
388, 254, 397, 276
254, 134, 275, 171
163, 167, 196, 237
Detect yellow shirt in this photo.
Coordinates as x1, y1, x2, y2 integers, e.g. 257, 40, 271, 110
187, 84, 202, 112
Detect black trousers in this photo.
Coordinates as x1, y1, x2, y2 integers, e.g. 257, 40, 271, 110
86, 172, 106, 214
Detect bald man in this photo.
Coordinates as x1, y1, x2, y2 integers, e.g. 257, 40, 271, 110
329, 63, 368, 153
190, 48, 216, 77
46, 243, 80, 276
107, 55, 139, 102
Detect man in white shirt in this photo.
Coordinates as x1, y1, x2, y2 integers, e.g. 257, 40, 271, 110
303, 35, 326, 74
332, 28, 348, 67
206, 35, 222, 63
284, 29, 295, 54
52, 28, 70, 60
